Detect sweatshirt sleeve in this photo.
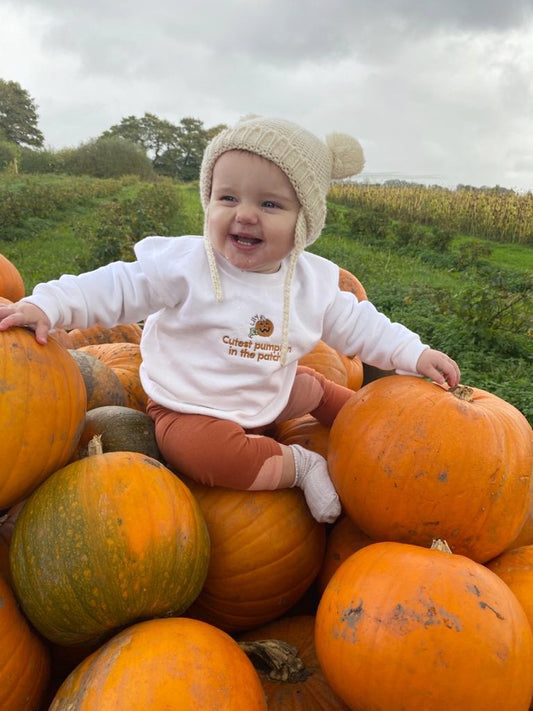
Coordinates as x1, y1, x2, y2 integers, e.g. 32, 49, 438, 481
22, 260, 161, 330
322, 291, 429, 375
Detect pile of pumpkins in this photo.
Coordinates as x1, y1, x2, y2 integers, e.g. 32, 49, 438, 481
1, 252, 533, 710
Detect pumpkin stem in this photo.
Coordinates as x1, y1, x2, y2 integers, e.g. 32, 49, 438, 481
449, 385, 474, 402
238, 639, 310, 683
87, 434, 103, 456
431, 538, 453, 553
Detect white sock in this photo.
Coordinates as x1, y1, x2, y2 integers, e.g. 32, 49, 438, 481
290, 444, 341, 524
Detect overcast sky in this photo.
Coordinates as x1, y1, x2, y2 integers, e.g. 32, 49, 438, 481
1, 0, 533, 191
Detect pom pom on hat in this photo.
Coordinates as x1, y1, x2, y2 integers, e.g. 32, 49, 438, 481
327, 132, 365, 180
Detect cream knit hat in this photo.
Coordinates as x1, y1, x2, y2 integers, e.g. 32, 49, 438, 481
199, 115, 365, 363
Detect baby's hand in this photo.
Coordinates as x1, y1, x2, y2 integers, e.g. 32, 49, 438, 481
416, 348, 461, 388
0, 301, 51, 344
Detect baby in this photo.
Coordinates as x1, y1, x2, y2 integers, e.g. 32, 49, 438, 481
0, 115, 460, 523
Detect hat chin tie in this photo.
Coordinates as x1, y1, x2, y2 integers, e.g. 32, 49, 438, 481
279, 209, 307, 366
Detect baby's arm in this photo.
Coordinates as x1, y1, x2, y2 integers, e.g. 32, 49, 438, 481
0, 302, 51, 344
416, 348, 461, 387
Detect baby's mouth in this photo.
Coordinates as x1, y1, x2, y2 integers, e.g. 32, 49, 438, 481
231, 233, 262, 246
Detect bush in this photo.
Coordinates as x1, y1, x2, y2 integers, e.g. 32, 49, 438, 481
0, 140, 19, 171
78, 179, 182, 269
19, 147, 66, 174
62, 137, 154, 179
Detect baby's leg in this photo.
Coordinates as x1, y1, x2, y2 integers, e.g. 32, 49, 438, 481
274, 365, 354, 427
147, 401, 340, 523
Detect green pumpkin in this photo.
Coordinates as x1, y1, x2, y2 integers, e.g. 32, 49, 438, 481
10, 451, 210, 646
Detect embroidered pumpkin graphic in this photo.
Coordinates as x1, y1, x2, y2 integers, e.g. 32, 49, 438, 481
255, 318, 274, 337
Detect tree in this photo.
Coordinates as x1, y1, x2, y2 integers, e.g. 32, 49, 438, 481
101, 113, 227, 181
0, 79, 44, 148
101, 113, 179, 162
155, 117, 227, 181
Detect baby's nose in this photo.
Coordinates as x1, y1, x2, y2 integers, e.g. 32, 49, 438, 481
236, 204, 259, 223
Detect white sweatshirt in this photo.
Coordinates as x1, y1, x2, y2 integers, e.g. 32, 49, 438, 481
25, 235, 427, 427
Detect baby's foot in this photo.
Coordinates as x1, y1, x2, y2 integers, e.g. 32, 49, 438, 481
290, 444, 341, 523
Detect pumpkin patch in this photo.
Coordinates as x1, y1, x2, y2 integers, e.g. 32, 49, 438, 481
2, 252, 533, 707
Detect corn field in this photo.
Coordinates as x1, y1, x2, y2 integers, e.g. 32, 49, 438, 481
329, 183, 533, 245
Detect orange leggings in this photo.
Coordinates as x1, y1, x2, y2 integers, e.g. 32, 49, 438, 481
147, 366, 353, 490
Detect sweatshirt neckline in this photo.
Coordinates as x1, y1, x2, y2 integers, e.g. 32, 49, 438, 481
213, 249, 289, 286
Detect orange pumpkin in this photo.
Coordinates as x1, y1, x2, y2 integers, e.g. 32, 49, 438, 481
78, 342, 146, 411
49, 617, 266, 710
486, 545, 533, 635
272, 414, 330, 459
53, 322, 142, 349
238, 615, 350, 710
0, 253, 25, 302
184, 480, 326, 632
0, 327, 87, 508
315, 540, 533, 711
328, 376, 533, 563
10, 451, 210, 646
316, 515, 374, 594
68, 348, 126, 410
0, 574, 51, 711
299, 340, 363, 391
505, 444, 533, 551
338, 266, 367, 301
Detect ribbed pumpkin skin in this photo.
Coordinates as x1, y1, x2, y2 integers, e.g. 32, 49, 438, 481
0, 574, 51, 711
184, 481, 326, 632
315, 541, 533, 711
68, 348, 126, 410
272, 414, 330, 459
49, 617, 266, 710
328, 376, 533, 563
316, 515, 374, 594
239, 615, 350, 710
0, 327, 87, 508
53, 322, 142, 349
487, 545, 533, 632
10, 452, 210, 646
299, 340, 363, 392
505, 464, 533, 550
0, 253, 25, 301
337, 267, 367, 301
78, 342, 146, 411
72, 405, 161, 461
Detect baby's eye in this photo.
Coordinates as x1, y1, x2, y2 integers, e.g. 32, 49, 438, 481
262, 200, 280, 209
220, 194, 236, 202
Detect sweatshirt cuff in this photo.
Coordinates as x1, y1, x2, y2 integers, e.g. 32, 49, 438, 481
393, 341, 429, 376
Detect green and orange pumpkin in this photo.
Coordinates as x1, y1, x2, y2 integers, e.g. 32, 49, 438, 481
10, 451, 210, 646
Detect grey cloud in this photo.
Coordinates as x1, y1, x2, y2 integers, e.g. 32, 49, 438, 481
7, 0, 533, 74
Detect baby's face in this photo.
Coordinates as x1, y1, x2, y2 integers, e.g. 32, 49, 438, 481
207, 150, 300, 274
